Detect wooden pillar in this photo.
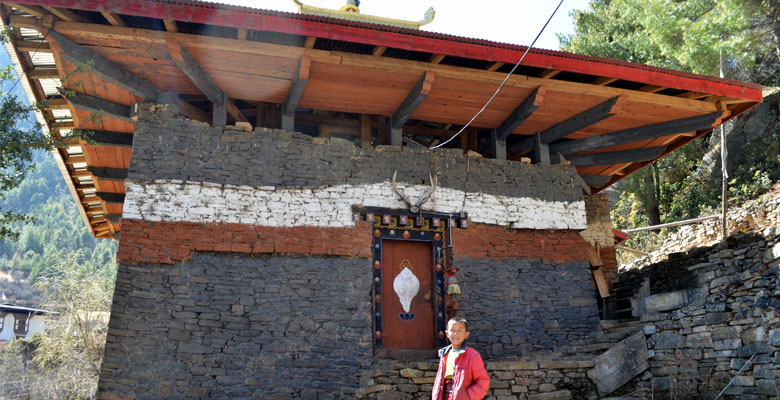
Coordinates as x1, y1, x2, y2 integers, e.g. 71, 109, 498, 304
213, 92, 228, 127
360, 115, 371, 144
387, 117, 402, 146
489, 129, 507, 160
534, 132, 550, 165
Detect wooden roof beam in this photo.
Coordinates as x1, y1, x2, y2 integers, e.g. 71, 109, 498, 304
165, 39, 247, 126
281, 55, 311, 131
9, 3, 46, 18
39, 96, 69, 109
486, 62, 503, 71
14, 40, 51, 53
95, 192, 125, 204
539, 69, 560, 79
44, 29, 158, 101
304, 36, 316, 49
372, 46, 387, 56
566, 147, 666, 167
429, 54, 445, 64
87, 166, 127, 182
388, 71, 434, 145
42, 6, 88, 23
65, 92, 135, 123
510, 96, 625, 157
101, 12, 126, 27
494, 86, 545, 140
27, 67, 59, 79
88, 130, 134, 147
163, 18, 178, 33
591, 77, 617, 86
550, 111, 725, 155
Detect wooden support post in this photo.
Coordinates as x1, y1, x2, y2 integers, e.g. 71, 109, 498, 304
533, 132, 550, 165
388, 71, 434, 146
387, 117, 402, 146
495, 86, 545, 140
213, 91, 228, 127
360, 114, 371, 144
281, 56, 311, 131
66, 92, 134, 122
156, 90, 178, 105
489, 129, 506, 160
460, 129, 469, 153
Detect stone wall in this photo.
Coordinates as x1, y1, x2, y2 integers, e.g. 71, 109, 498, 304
99, 106, 605, 399
612, 230, 780, 399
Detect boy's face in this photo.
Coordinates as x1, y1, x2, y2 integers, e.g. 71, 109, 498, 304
446, 321, 470, 349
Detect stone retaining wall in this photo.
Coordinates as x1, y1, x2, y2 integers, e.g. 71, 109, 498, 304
615, 231, 780, 399
356, 359, 595, 400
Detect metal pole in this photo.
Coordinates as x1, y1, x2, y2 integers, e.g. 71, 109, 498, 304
623, 215, 720, 234
720, 49, 729, 244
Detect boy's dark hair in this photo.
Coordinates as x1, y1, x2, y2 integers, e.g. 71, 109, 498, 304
447, 316, 468, 331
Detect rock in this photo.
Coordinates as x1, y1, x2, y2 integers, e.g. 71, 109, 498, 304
644, 286, 707, 313
527, 390, 572, 400
769, 328, 780, 346
654, 332, 683, 350
740, 326, 766, 345
587, 332, 649, 396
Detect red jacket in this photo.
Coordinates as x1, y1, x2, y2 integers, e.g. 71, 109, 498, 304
431, 346, 490, 400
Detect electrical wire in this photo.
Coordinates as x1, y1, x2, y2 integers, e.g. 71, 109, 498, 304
430, 0, 566, 150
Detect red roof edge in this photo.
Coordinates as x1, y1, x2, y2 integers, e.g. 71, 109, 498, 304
10, 0, 764, 102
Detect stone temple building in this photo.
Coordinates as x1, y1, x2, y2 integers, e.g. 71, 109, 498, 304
1, 0, 765, 398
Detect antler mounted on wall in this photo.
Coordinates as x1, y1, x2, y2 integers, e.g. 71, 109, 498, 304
391, 170, 438, 213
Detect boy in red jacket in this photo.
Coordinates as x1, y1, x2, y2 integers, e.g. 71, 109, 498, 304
432, 317, 490, 400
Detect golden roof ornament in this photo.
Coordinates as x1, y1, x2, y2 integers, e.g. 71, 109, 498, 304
291, 0, 435, 29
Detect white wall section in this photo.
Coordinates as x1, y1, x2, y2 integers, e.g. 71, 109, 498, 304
123, 180, 586, 230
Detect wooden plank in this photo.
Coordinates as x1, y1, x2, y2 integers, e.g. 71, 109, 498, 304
390, 71, 434, 130
429, 54, 445, 64
9, 2, 46, 18
52, 121, 75, 130
495, 86, 545, 140
549, 111, 724, 155
237, 28, 248, 40
27, 67, 59, 79
486, 62, 503, 71
163, 18, 178, 33
593, 267, 611, 298
510, 96, 625, 156
304, 36, 316, 49
639, 84, 665, 93
45, 30, 157, 100
66, 92, 134, 122
591, 77, 617, 86
14, 40, 51, 53
42, 6, 88, 22
101, 12, 125, 27
566, 146, 666, 167
539, 69, 560, 79
372, 45, 387, 56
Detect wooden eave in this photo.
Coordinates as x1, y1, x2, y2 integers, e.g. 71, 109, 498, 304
0, 1, 763, 239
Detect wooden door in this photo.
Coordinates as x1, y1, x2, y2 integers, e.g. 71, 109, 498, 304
381, 239, 435, 349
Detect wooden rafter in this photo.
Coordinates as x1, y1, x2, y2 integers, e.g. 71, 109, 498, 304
66, 92, 134, 122
163, 18, 178, 32
372, 46, 387, 56
539, 69, 560, 79
510, 96, 625, 157
165, 38, 247, 125
42, 6, 88, 22
14, 40, 51, 53
566, 147, 666, 167
87, 130, 134, 147
494, 86, 545, 140
87, 166, 127, 182
101, 12, 125, 27
40, 29, 158, 100
281, 55, 311, 130
9, 2, 46, 18
27, 67, 59, 79
388, 71, 434, 145
429, 54, 445, 64
486, 62, 503, 71
549, 111, 725, 155
95, 192, 125, 204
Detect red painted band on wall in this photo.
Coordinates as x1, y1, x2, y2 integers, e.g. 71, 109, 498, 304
452, 224, 590, 263
118, 219, 592, 265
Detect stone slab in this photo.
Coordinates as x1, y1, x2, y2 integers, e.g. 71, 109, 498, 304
587, 332, 649, 396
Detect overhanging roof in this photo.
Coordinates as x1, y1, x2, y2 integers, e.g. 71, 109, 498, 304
0, 0, 763, 238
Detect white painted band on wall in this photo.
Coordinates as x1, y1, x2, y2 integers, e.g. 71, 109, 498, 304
122, 180, 586, 230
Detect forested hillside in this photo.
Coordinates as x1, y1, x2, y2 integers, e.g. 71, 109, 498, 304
0, 47, 116, 307
560, 0, 780, 255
